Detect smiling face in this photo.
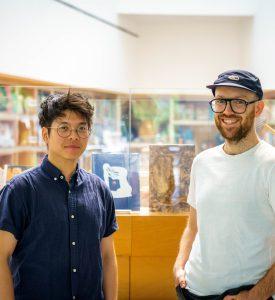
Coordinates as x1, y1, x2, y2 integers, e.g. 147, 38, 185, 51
42, 110, 89, 165
214, 86, 263, 143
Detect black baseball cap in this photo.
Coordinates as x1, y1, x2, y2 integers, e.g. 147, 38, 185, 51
206, 70, 263, 100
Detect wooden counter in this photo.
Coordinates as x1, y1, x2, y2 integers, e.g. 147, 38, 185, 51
114, 212, 189, 300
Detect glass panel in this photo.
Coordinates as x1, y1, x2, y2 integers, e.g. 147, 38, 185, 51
256, 99, 275, 145
130, 89, 219, 213
0, 87, 132, 211
1, 86, 274, 211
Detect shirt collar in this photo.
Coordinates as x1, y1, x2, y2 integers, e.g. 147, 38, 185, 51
41, 155, 82, 186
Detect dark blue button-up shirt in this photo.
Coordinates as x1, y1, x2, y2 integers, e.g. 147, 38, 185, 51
0, 156, 118, 300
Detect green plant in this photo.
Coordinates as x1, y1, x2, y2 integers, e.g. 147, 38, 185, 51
132, 99, 158, 121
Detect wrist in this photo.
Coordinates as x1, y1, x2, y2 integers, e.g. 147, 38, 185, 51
174, 260, 185, 271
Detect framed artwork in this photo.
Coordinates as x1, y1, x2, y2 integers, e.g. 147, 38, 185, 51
92, 153, 140, 211
149, 144, 195, 213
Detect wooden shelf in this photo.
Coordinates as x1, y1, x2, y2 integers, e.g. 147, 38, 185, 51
0, 146, 46, 155
0, 72, 126, 98
0, 113, 38, 122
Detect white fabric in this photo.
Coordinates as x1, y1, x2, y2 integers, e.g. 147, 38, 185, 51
185, 140, 275, 298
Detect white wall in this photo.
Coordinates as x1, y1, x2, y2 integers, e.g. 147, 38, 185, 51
118, 0, 259, 16
1, 0, 275, 91
250, 0, 275, 89
0, 0, 138, 91
123, 15, 252, 90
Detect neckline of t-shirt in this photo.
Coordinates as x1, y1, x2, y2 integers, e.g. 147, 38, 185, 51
218, 140, 264, 159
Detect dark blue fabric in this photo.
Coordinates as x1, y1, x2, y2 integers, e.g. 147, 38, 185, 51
0, 156, 118, 300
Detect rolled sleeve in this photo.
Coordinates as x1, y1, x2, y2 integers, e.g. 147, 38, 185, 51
103, 188, 118, 238
0, 184, 27, 240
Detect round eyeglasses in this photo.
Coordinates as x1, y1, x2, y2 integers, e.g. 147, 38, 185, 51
209, 98, 260, 114
48, 124, 91, 139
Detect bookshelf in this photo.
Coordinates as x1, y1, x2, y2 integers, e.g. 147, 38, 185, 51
262, 91, 275, 145
168, 95, 224, 152
1, 74, 275, 173
0, 86, 47, 167
0, 75, 129, 171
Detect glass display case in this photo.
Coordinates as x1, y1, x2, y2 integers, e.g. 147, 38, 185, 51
1, 86, 275, 212
0, 86, 131, 193
129, 89, 222, 212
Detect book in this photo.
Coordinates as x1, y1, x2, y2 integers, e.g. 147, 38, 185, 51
0, 167, 5, 190
1, 165, 32, 187
5, 165, 32, 182
0, 87, 9, 112
91, 153, 140, 211
149, 144, 195, 213
0, 122, 16, 147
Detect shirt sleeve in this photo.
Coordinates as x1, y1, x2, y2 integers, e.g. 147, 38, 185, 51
269, 164, 275, 213
187, 158, 197, 209
0, 183, 27, 240
102, 187, 118, 238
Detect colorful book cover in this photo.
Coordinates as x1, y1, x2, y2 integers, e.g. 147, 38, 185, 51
0, 87, 9, 112
91, 153, 140, 211
3, 165, 32, 183
0, 167, 5, 190
149, 144, 195, 213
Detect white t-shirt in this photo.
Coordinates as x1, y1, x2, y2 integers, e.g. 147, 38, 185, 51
185, 140, 275, 298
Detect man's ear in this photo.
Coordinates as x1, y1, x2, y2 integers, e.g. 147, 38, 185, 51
255, 100, 264, 117
42, 127, 49, 144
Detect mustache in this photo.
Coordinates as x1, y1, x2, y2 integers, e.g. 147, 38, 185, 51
218, 114, 242, 119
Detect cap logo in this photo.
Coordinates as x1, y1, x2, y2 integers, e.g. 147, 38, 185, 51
228, 75, 239, 81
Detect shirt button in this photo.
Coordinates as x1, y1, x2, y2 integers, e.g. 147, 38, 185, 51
60, 175, 64, 179
71, 215, 75, 219
54, 177, 57, 181
69, 190, 71, 194
72, 268, 77, 273
72, 296, 76, 300
72, 241, 76, 246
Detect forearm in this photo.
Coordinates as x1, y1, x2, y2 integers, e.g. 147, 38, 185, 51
0, 258, 15, 300
103, 255, 118, 300
249, 263, 275, 300
174, 227, 196, 270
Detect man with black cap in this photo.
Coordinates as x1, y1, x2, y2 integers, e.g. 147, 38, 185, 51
174, 70, 275, 300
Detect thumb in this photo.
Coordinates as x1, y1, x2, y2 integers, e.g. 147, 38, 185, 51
178, 275, 186, 288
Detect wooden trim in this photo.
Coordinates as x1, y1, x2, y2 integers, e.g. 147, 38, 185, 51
0, 73, 64, 87
263, 90, 275, 99
2, 72, 273, 99
0, 72, 127, 99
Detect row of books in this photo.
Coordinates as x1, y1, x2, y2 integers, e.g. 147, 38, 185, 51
174, 100, 214, 121
0, 120, 41, 148
0, 87, 40, 115
0, 165, 31, 190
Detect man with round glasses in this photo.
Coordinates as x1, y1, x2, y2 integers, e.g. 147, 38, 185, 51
174, 70, 275, 299
0, 93, 118, 299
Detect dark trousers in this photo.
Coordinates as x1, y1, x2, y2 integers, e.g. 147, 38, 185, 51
176, 284, 273, 300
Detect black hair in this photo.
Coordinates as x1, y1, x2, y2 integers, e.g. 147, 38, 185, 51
38, 92, 94, 129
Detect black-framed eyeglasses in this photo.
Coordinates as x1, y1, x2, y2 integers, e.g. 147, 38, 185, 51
209, 98, 260, 114
48, 124, 91, 139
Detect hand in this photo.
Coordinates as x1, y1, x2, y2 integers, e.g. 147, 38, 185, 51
174, 267, 186, 288
223, 290, 251, 300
